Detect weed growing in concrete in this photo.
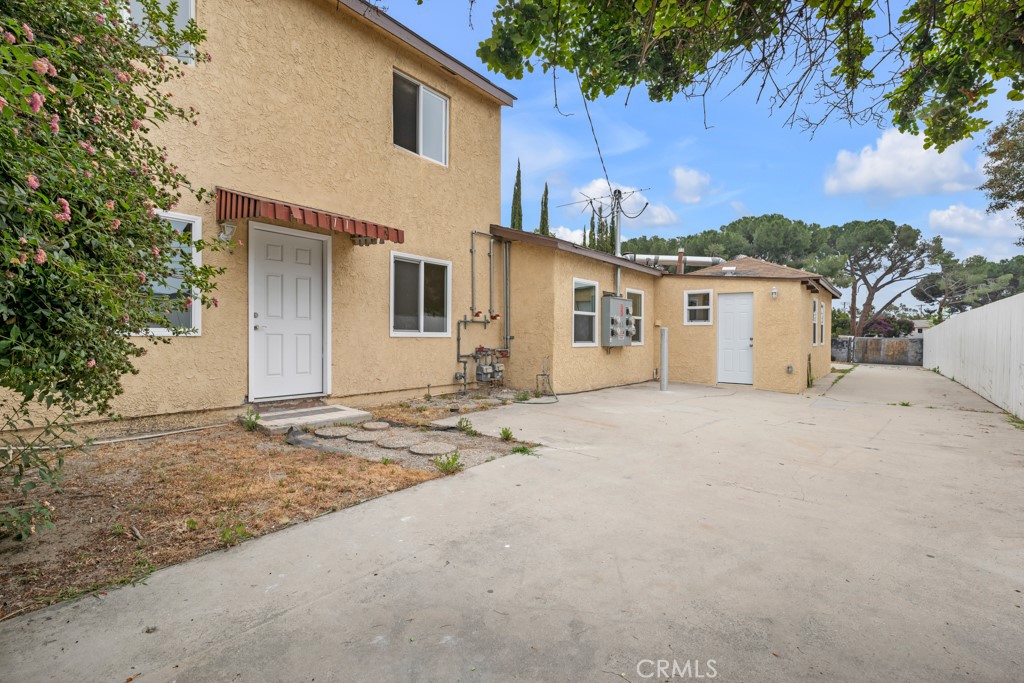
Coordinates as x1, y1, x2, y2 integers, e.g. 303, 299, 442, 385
899, 401, 912, 407
432, 451, 464, 474
511, 445, 538, 456
241, 408, 260, 432
500, 427, 514, 441
1008, 415, 1024, 431
455, 417, 480, 436
513, 391, 531, 402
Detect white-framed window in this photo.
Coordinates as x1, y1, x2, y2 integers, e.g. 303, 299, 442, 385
392, 71, 449, 165
812, 299, 819, 345
390, 251, 451, 337
147, 211, 201, 336
684, 289, 713, 325
128, 0, 196, 63
626, 288, 644, 345
572, 278, 599, 347
819, 298, 825, 344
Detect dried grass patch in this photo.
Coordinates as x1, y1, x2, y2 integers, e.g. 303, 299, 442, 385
0, 426, 437, 619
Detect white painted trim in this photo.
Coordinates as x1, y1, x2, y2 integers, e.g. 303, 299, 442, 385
625, 287, 644, 346
143, 210, 202, 337
812, 298, 819, 346
818, 297, 825, 346
389, 250, 453, 338
392, 70, 449, 167
684, 288, 714, 326
247, 221, 332, 402
571, 277, 600, 347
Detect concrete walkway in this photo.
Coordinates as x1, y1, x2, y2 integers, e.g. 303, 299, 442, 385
2, 366, 1022, 682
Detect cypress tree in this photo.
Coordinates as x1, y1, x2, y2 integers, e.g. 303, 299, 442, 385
596, 205, 606, 252
581, 225, 588, 248
537, 182, 550, 235
588, 213, 596, 248
510, 159, 523, 230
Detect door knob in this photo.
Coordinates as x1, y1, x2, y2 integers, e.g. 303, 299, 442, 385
253, 324, 261, 331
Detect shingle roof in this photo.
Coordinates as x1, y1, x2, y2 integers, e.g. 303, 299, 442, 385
685, 256, 842, 297
687, 256, 819, 279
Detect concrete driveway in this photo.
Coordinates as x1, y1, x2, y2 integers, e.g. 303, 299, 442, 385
2, 365, 1022, 682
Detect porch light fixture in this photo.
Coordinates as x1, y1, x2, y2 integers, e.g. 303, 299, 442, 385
771, 287, 778, 299
217, 220, 237, 242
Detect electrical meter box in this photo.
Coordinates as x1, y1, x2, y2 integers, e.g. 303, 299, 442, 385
601, 296, 634, 347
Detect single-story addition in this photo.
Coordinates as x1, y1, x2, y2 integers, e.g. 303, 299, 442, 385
494, 228, 840, 395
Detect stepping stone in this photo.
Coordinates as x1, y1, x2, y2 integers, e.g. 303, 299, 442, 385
376, 434, 421, 450
315, 426, 355, 439
361, 421, 391, 431
253, 404, 371, 435
346, 431, 380, 443
409, 441, 458, 456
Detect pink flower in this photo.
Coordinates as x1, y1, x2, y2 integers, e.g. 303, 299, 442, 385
143, 200, 157, 217
105, 200, 115, 209
212, 297, 220, 308
111, 219, 121, 230
28, 92, 44, 113
94, 14, 105, 24
0, 96, 6, 112
34, 249, 46, 265
86, 359, 96, 368
49, 114, 59, 133
78, 140, 95, 154
26, 174, 40, 190
72, 35, 84, 44
152, 247, 160, 257
184, 296, 193, 308
32, 59, 47, 75
19, 253, 27, 264
84, 171, 93, 178
131, 118, 143, 131
115, 71, 130, 83
92, 115, 101, 124
138, 271, 146, 283
18, 237, 27, 244
3, 32, 14, 44
54, 198, 71, 223
21, 24, 34, 41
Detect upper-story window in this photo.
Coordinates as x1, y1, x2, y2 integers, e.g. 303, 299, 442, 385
129, 0, 196, 63
393, 72, 449, 165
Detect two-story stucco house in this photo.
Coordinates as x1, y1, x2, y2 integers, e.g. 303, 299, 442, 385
106, 0, 838, 433
116, 0, 515, 425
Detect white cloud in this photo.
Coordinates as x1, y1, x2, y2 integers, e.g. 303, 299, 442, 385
730, 200, 748, 216
553, 226, 584, 244
672, 166, 711, 204
824, 130, 980, 197
928, 204, 1018, 238
572, 179, 677, 228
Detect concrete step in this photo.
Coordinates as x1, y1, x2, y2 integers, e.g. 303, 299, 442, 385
247, 405, 372, 435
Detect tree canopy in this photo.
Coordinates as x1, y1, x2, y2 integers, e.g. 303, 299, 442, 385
477, 0, 1024, 150
981, 109, 1024, 245
0, 0, 220, 537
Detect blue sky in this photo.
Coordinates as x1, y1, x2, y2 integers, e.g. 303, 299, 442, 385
386, 0, 1024, 267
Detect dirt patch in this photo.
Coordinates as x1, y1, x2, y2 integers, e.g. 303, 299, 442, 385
371, 388, 515, 426
0, 426, 437, 620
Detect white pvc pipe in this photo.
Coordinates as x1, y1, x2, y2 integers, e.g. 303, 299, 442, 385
660, 327, 669, 391
624, 254, 725, 268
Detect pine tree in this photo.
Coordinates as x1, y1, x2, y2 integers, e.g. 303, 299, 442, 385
537, 182, 550, 235
588, 213, 596, 248
510, 159, 523, 230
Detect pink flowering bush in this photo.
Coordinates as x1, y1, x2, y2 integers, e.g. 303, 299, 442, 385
0, 0, 220, 539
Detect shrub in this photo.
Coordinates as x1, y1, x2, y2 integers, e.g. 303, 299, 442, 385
455, 417, 479, 436
499, 427, 514, 441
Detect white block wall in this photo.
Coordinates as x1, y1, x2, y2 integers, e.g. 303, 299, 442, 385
923, 292, 1024, 419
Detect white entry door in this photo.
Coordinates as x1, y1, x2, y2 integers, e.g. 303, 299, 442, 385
249, 224, 327, 400
717, 292, 754, 385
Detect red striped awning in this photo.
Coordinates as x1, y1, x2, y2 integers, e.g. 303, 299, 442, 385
215, 187, 404, 245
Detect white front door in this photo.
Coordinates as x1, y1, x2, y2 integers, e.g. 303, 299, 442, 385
249, 224, 328, 400
717, 292, 754, 385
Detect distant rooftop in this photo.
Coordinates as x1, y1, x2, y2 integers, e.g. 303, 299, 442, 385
686, 256, 842, 297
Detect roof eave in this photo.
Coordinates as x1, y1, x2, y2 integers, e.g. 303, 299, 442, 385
333, 0, 516, 106
490, 225, 664, 276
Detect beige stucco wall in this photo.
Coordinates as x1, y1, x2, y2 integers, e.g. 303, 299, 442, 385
654, 276, 831, 393
114, 0, 506, 419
